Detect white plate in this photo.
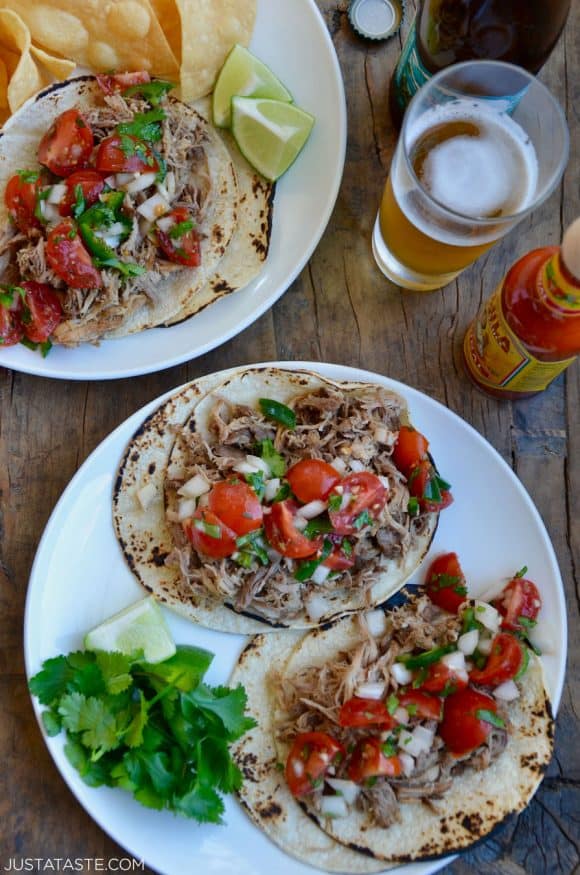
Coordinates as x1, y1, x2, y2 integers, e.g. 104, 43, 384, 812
0, 1, 346, 381
24, 362, 567, 875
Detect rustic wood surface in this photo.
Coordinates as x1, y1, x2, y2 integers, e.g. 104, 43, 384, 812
1, 1, 578, 872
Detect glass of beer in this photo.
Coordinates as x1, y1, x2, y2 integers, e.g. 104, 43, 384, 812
373, 61, 569, 291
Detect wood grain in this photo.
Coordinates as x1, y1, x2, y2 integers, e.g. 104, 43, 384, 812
1, 0, 578, 871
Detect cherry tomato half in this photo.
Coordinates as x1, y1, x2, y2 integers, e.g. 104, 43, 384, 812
285, 731, 345, 797
59, 170, 106, 218
96, 71, 151, 95
157, 207, 201, 267
328, 472, 387, 535
417, 660, 468, 696
183, 508, 237, 559
424, 552, 468, 614
207, 480, 263, 536
263, 499, 321, 559
392, 425, 429, 476
322, 541, 355, 571
407, 459, 453, 513
20, 282, 62, 343
493, 576, 542, 632
469, 633, 523, 687
398, 690, 443, 721
96, 134, 159, 174
286, 459, 340, 504
339, 697, 396, 729
38, 109, 93, 177
439, 687, 499, 756
0, 287, 24, 346
46, 220, 102, 289
5, 173, 41, 233
347, 737, 402, 783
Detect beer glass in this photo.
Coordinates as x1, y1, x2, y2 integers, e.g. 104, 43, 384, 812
373, 61, 569, 291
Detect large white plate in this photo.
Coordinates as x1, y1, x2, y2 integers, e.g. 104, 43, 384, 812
24, 362, 567, 875
0, 1, 345, 380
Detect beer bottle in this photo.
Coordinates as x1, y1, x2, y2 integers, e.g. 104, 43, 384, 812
463, 218, 580, 399
390, 0, 571, 126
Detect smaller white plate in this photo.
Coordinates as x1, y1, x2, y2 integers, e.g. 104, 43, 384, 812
0, 0, 346, 380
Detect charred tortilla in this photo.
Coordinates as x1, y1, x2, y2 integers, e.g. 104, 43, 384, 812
114, 366, 439, 634
231, 600, 553, 869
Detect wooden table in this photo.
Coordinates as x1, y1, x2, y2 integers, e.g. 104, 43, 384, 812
1, 1, 578, 872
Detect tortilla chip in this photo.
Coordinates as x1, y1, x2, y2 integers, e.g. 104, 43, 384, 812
176, 0, 256, 101
148, 0, 182, 63
30, 44, 76, 80
0, 9, 45, 118
0, 0, 179, 80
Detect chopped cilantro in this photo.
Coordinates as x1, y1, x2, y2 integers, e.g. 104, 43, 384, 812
117, 108, 166, 143
328, 493, 342, 512
71, 184, 86, 220
193, 518, 221, 539
258, 439, 285, 477
353, 509, 372, 530
122, 79, 174, 106
272, 482, 291, 503
168, 220, 194, 240
475, 709, 505, 729
518, 616, 537, 629
303, 517, 333, 539
17, 169, 40, 183
407, 497, 420, 516
245, 471, 265, 501
386, 694, 399, 715
294, 538, 332, 581
514, 566, 528, 579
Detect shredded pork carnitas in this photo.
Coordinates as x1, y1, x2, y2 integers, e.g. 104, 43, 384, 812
164, 385, 434, 623
274, 595, 509, 828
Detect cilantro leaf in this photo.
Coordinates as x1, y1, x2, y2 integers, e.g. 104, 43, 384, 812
258, 439, 285, 477
173, 782, 225, 823
29, 655, 75, 705
124, 691, 149, 748
95, 650, 134, 694
184, 684, 257, 739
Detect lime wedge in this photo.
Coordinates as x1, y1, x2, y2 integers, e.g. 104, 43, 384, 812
231, 97, 315, 182
84, 596, 176, 663
213, 44, 293, 128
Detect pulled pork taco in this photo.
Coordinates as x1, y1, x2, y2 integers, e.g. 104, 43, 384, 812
114, 366, 449, 633
231, 571, 553, 870
0, 72, 272, 349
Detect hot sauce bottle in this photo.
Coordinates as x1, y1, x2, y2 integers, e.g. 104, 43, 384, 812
463, 217, 580, 399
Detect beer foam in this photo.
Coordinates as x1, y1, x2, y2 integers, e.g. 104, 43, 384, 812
410, 101, 538, 220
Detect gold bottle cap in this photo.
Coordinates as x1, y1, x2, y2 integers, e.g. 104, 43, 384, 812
348, 0, 404, 41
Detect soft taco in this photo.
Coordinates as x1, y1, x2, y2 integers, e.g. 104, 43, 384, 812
114, 366, 449, 633
0, 73, 272, 348
231, 575, 553, 870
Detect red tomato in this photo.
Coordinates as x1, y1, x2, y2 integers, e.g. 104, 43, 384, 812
347, 738, 402, 783
339, 697, 396, 729
285, 732, 345, 797
398, 690, 443, 721
207, 480, 263, 536
96, 134, 159, 174
424, 552, 468, 614
0, 287, 24, 346
328, 472, 387, 535
5, 173, 41, 233
439, 687, 499, 756
38, 109, 93, 177
46, 220, 102, 289
392, 426, 429, 475
469, 633, 523, 687
418, 660, 468, 695
407, 459, 453, 513
20, 282, 62, 343
493, 576, 542, 631
183, 508, 237, 559
96, 71, 150, 95
157, 207, 201, 267
263, 499, 321, 559
286, 459, 340, 504
323, 541, 355, 571
59, 170, 106, 218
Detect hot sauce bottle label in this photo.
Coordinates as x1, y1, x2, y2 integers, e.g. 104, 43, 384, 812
464, 282, 576, 394
541, 257, 580, 313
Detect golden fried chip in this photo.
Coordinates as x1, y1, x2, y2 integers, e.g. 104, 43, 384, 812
0, 0, 179, 80
30, 45, 76, 80
0, 9, 46, 119
148, 0, 182, 63
175, 0, 256, 101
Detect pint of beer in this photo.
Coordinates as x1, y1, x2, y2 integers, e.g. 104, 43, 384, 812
372, 62, 569, 291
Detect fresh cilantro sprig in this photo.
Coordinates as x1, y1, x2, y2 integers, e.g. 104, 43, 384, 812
29, 644, 256, 824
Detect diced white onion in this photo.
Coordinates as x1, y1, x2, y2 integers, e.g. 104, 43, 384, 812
167, 463, 186, 480
103, 235, 121, 249
165, 171, 176, 197
311, 564, 332, 585
373, 425, 389, 444
137, 191, 170, 222
291, 759, 304, 778
293, 514, 308, 532
391, 662, 413, 685
266, 546, 282, 562
458, 629, 479, 656
306, 594, 329, 621
394, 706, 410, 725
349, 460, 365, 473
197, 493, 209, 508
493, 679, 520, 702
365, 609, 387, 638
399, 725, 435, 757
299, 499, 327, 519
245, 454, 272, 476
136, 482, 156, 510
319, 795, 348, 819
156, 181, 169, 200
478, 633, 493, 655
156, 215, 174, 233
354, 681, 385, 700
441, 650, 467, 673
41, 202, 61, 223
47, 183, 67, 204
178, 473, 210, 499
108, 222, 127, 237
379, 476, 390, 489
325, 778, 361, 805
264, 478, 281, 502
399, 753, 415, 776
330, 457, 347, 474
104, 175, 117, 187
115, 172, 135, 186
473, 600, 501, 633
233, 460, 261, 476
339, 491, 351, 511
422, 765, 441, 783
177, 497, 196, 521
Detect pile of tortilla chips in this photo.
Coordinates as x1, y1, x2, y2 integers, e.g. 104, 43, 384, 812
0, 0, 255, 122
